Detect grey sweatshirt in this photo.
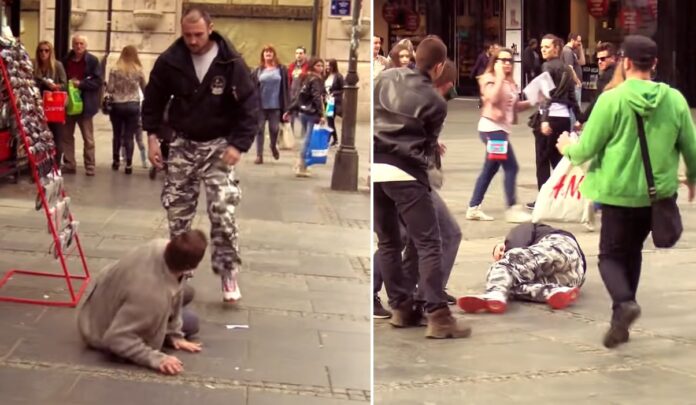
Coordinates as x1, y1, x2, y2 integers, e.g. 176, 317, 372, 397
77, 239, 185, 370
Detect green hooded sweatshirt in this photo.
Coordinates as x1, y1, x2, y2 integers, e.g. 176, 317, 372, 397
564, 78, 696, 207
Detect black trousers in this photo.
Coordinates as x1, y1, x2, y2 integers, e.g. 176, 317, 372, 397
109, 102, 140, 166
533, 116, 570, 189
374, 181, 446, 312
327, 116, 339, 144
598, 204, 652, 321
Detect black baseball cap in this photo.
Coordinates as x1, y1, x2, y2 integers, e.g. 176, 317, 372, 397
621, 35, 657, 63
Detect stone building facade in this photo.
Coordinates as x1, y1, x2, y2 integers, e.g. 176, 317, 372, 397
33, 0, 370, 120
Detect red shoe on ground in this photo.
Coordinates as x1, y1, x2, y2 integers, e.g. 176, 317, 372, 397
546, 287, 580, 310
457, 295, 507, 314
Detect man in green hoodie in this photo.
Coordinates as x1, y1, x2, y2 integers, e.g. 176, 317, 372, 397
556, 35, 696, 349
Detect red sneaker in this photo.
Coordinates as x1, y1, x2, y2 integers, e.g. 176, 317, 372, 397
457, 295, 507, 314
546, 287, 580, 310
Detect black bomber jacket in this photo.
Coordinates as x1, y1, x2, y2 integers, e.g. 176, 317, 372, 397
142, 32, 260, 152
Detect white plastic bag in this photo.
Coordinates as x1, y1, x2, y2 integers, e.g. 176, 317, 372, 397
532, 156, 591, 224
278, 122, 295, 150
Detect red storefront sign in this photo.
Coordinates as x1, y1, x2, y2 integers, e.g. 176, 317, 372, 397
587, 0, 609, 18
382, 3, 398, 24
404, 10, 420, 31
620, 8, 640, 31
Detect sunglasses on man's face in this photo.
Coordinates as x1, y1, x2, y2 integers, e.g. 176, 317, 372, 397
597, 56, 612, 62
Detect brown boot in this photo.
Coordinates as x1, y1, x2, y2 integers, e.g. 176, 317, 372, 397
389, 301, 424, 328
254, 155, 263, 164
425, 306, 472, 339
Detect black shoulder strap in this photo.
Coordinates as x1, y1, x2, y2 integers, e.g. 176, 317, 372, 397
635, 112, 657, 201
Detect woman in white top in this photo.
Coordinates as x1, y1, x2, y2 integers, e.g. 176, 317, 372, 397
466, 48, 533, 223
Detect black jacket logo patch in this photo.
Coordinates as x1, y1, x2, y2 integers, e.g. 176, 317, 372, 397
211, 76, 226, 95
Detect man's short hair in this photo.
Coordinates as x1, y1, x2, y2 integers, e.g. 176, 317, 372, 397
164, 230, 208, 272
433, 59, 457, 88
529, 38, 538, 48
542, 34, 563, 50
597, 42, 616, 57
296, 46, 307, 53
415, 36, 447, 72
568, 32, 579, 42
182, 6, 212, 25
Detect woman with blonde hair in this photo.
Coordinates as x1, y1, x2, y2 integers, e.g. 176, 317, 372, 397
250, 44, 289, 164
466, 47, 533, 223
106, 45, 146, 174
34, 41, 67, 163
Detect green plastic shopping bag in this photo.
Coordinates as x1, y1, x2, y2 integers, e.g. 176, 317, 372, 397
66, 81, 83, 116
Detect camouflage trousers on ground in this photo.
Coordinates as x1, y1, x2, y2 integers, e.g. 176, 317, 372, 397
162, 136, 242, 288
486, 234, 585, 302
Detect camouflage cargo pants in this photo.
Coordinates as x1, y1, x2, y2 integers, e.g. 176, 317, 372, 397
486, 234, 585, 302
162, 136, 242, 289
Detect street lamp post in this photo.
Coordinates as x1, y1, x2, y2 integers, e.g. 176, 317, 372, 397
330, 0, 362, 192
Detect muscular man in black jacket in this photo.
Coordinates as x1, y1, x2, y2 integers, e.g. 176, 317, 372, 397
373, 36, 471, 339
142, 6, 260, 303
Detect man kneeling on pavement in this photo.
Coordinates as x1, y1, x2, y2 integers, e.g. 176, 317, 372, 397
78, 230, 206, 375
458, 223, 586, 313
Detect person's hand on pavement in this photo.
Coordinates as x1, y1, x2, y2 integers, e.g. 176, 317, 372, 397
159, 355, 184, 375
492, 243, 505, 261
172, 338, 202, 353
437, 142, 447, 156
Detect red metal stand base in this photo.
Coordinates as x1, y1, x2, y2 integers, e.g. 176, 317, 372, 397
0, 269, 89, 307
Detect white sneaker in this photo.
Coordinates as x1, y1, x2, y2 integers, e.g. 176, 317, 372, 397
466, 205, 494, 221
222, 274, 242, 303
505, 205, 532, 223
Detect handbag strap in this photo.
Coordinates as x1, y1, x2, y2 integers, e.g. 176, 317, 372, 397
635, 112, 657, 201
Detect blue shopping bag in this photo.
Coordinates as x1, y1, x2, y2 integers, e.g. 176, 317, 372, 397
304, 125, 332, 166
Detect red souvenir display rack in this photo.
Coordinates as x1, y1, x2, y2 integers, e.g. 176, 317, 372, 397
0, 37, 90, 307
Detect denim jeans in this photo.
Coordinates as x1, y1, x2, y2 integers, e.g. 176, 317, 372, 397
374, 181, 446, 312
255, 109, 281, 157
598, 204, 652, 321
469, 131, 519, 207
298, 113, 317, 169
109, 102, 140, 166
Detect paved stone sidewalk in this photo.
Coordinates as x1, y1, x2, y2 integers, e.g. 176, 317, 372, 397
0, 115, 371, 404
375, 100, 696, 404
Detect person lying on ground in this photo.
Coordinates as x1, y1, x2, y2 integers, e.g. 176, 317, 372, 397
458, 223, 586, 314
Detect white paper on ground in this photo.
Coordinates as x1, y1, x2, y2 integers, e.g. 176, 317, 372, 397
523, 72, 556, 105
225, 324, 249, 330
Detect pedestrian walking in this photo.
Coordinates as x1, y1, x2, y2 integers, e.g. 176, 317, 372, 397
61, 35, 102, 176
33, 41, 67, 165
251, 44, 289, 164
556, 35, 696, 348
142, 6, 260, 303
106, 45, 146, 175
465, 47, 533, 223
373, 36, 471, 339
283, 57, 327, 178
527, 34, 581, 209
324, 59, 344, 146
521, 38, 541, 86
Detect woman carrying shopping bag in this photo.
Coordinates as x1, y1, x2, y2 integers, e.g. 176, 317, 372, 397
466, 48, 534, 223
283, 57, 327, 178
106, 45, 146, 174
34, 41, 67, 164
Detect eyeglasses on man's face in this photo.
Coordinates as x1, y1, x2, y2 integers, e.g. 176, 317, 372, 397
497, 58, 513, 64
